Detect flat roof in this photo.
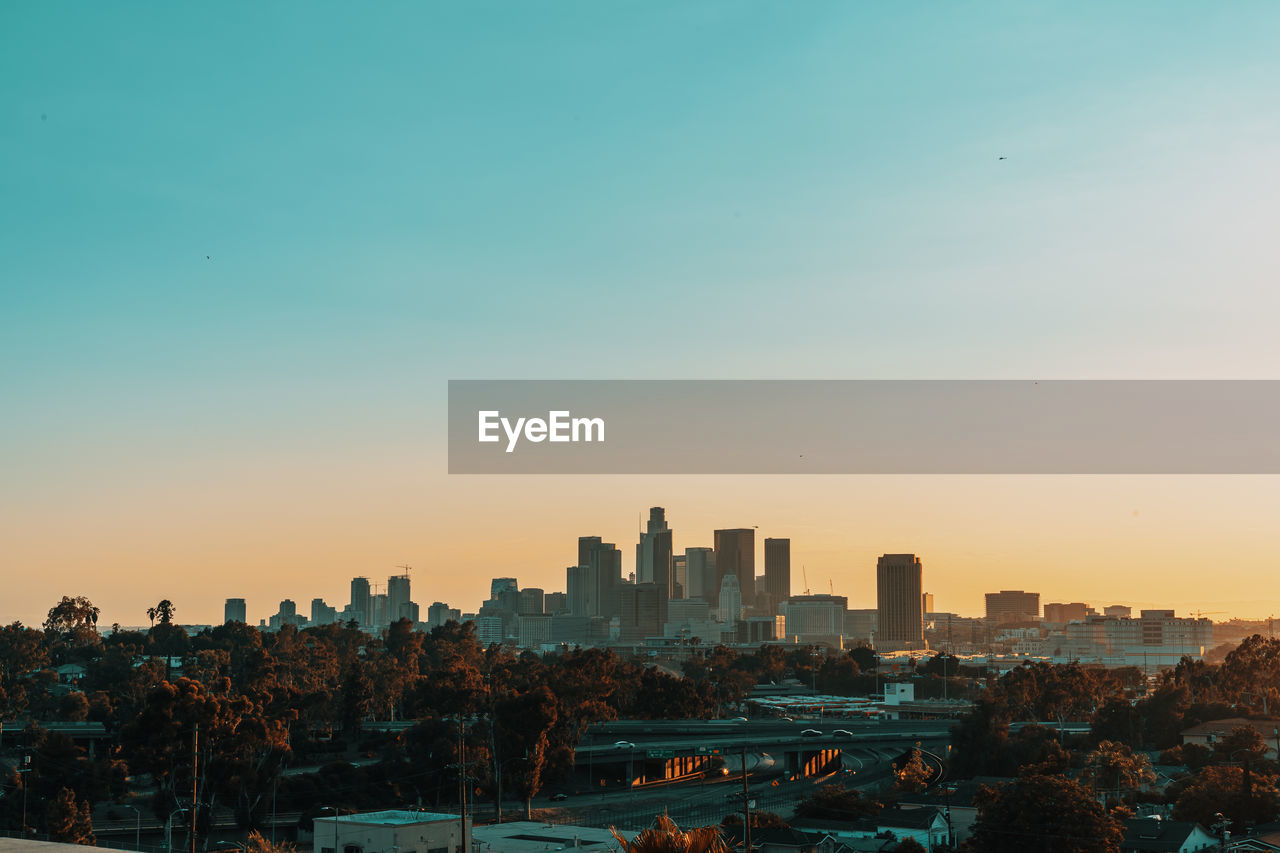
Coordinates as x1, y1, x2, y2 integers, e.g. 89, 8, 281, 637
318, 810, 460, 826
472, 821, 633, 853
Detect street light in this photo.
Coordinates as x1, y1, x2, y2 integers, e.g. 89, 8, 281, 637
118, 803, 141, 851
319, 805, 341, 853
17, 754, 31, 837
166, 807, 189, 853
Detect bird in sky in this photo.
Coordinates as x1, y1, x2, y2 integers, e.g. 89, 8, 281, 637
998, 156, 1007, 160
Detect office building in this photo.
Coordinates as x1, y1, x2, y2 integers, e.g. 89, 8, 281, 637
985, 590, 1041, 625
635, 507, 673, 626
672, 555, 687, 599
310, 598, 338, 626
714, 528, 756, 604
718, 574, 743, 627
1104, 604, 1133, 618
490, 578, 518, 600
1044, 602, 1090, 624
876, 554, 924, 649
781, 594, 848, 646
518, 615, 553, 649
544, 591, 567, 615
764, 538, 790, 615
685, 547, 717, 604
572, 536, 623, 619
426, 601, 459, 628
388, 573, 412, 625
224, 598, 247, 625
922, 592, 934, 614
519, 587, 545, 616
618, 582, 663, 642
350, 577, 372, 628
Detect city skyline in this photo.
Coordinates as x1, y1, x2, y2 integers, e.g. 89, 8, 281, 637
7, 491, 1275, 630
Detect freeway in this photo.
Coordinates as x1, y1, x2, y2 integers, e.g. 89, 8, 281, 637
579, 718, 1090, 753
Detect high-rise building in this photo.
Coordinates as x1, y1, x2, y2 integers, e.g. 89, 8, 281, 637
685, 547, 717, 604
544, 592, 567, 615
575, 536, 623, 618
371, 593, 389, 628
427, 601, 460, 628
224, 598, 247, 624
388, 574, 412, 625
922, 592, 935, 614
714, 528, 755, 605
311, 598, 338, 626
1044, 602, 1089, 624
519, 587, 545, 616
985, 590, 1041, 624
490, 578, 518, 600
781, 594, 848, 645
350, 577, 372, 627
618, 582, 663, 642
672, 555, 687, 599
635, 507, 673, 626
1104, 604, 1133, 618
764, 538, 790, 614
876, 554, 924, 649
718, 574, 743, 627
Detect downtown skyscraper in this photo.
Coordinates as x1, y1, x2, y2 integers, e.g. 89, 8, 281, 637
635, 507, 673, 627
714, 528, 756, 605
764, 537, 791, 615
876, 553, 924, 649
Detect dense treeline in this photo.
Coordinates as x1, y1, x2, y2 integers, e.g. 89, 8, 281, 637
0, 596, 882, 842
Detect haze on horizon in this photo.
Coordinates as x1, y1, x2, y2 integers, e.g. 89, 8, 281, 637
3, 3, 1280, 629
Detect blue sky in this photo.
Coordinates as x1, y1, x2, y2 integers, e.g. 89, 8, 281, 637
4, 3, 1280, 625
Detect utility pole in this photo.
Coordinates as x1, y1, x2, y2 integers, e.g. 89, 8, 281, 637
741, 745, 751, 853
18, 753, 31, 836
191, 724, 199, 853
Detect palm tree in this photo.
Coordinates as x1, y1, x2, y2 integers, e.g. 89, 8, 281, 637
611, 815, 730, 853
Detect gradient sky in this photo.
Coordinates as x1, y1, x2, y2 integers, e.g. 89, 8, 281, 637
4, 2, 1280, 628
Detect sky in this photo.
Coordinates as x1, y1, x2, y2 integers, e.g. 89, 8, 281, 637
3, 2, 1280, 628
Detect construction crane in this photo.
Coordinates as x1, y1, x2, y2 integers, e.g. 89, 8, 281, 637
801, 566, 811, 595
395, 564, 413, 578
1189, 610, 1225, 619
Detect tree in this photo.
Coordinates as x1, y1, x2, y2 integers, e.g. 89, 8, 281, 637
969, 775, 1123, 853
611, 815, 730, 853
1172, 765, 1280, 828
43, 596, 102, 659
1080, 741, 1155, 807
794, 783, 880, 821
0, 622, 51, 717
894, 840, 926, 853
894, 750, 934, 794
245, 830, 297, 853
47, 787, 95, 845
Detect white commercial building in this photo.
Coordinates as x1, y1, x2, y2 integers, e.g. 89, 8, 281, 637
314, 810, 468, 853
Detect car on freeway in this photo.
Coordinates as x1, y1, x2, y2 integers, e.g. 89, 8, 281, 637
800, 729, 822, 737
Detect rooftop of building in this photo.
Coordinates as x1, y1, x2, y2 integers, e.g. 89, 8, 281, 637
317, 809, 460, 825
471, 820, 634, 852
